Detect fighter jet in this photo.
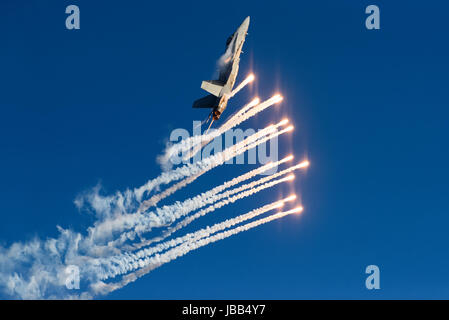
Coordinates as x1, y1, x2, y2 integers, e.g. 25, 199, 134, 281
193, 16, 250, 122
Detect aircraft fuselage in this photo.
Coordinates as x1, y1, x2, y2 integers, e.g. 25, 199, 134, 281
192, 17, 250, 121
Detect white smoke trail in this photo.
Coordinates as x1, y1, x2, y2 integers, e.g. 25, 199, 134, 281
107, 172, 295, 251
95, 207, 303, 292
137, 172, 205, 211
103, 195, 298, 277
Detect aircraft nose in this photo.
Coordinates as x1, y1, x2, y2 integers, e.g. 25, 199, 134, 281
243, 16, 250, 27
239, 16, 250, 31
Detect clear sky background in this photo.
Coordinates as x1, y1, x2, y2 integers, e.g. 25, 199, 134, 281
0, 0, 448, 299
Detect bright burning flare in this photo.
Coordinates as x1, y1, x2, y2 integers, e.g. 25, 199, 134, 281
272, 94, 284, 103
278, 206, 304, 216
273, 202, 284, 209
292, 206, 304, 214
297, 160, 309, 168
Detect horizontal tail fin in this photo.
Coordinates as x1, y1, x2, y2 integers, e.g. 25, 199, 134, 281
192, 94, 217, 108
201, 80, 225, 96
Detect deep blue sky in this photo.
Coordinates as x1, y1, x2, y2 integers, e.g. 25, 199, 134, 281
1, 0, 448, 299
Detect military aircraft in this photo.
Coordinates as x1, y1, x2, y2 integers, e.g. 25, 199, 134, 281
193, 16, 250, 123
